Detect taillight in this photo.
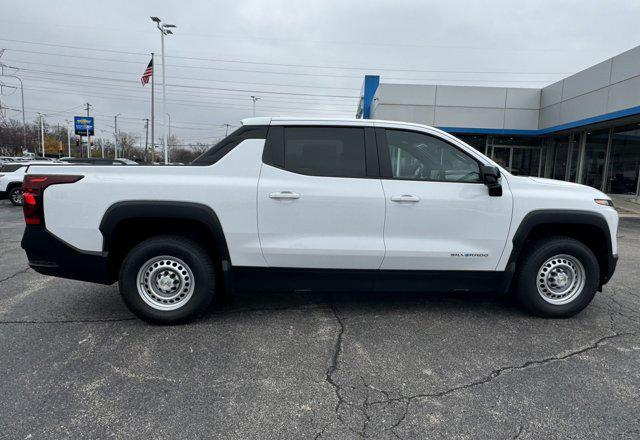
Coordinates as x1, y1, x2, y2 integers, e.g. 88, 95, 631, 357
22, 174, 84, 226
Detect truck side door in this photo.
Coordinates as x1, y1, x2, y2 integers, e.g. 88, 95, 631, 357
257, 124, 386, 269
376, 126, 513, 271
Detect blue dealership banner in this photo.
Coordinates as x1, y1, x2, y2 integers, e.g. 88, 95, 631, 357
74, 116, 94, 136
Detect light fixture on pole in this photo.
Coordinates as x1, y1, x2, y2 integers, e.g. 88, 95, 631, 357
250, 96, 260, 117
151, 16, 176, 165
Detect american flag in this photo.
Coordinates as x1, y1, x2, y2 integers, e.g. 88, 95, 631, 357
141, 58, 153, 86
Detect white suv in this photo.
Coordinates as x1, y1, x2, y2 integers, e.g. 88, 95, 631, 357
0, 161, 63, 206
21, 118, 618, 324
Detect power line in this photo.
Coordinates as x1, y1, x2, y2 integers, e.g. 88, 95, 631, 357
0, 37, 576, 74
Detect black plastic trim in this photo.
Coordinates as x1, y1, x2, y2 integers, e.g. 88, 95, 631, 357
21, 225, 113, 284
191, 125, 268, 166
99, 200, 231, 264
233, 267, 507, 294
507, 209, 616, 285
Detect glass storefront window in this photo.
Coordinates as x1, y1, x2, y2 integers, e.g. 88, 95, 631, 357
606, 125, 640, 195
550, 136, 570, 180
492, 136, 541, 147
583, 130, 609, 190
511, 148, 541, 176
455, 135, 487, 154
568, 133, 581, 182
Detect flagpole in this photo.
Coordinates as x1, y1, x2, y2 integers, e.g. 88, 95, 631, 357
150, 52, 155, 164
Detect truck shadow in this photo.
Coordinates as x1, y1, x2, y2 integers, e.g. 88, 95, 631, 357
204, 290, 525, 320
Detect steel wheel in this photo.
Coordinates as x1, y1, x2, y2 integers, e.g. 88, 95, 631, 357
9, 188, 23, 206
536, 254, 586, 305
136, 256, 195, 311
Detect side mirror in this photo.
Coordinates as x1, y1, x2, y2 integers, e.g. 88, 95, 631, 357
481, 165, 502, 197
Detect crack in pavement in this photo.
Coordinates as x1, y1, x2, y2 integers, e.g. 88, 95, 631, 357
512, 424, 525, 439
0, 267, 30, 284
368, 331, 637, 435
324, 300, 373, 438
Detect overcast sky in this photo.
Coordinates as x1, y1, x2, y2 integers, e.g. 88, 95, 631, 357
1, 0, 640, 147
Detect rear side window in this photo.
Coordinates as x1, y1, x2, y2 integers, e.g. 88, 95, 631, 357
283, 127, 366, 178
0, 164, 25, 173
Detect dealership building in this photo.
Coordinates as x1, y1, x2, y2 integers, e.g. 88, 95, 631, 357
357, 45, 640, 196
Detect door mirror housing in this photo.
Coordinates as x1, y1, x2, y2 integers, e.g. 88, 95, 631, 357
481, 165, 502, 197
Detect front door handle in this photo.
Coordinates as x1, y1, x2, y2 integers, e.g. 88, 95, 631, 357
269, 191, 301, 200
390, 194, 420, 203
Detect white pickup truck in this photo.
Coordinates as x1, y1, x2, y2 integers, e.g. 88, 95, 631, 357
21, 118, 618, 324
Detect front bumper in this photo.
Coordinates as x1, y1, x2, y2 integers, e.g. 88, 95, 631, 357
0, 190, 6, 200
21, 226, 114, 285
603, 253, 618, 286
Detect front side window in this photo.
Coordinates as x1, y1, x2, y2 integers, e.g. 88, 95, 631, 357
385, 130, 480, 182
284, 127, 366, 178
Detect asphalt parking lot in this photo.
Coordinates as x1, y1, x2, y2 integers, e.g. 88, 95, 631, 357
1, 200, 639, 440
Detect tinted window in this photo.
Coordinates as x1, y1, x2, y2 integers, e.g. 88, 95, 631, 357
284, 127, 366, 178
0, 164, 25, 173
385, 130, 480, 182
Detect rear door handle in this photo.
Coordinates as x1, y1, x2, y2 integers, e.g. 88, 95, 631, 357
269, 191, 301, 200
390, 194, 420, 203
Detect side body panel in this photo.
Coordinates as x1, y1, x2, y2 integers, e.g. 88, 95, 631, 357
35, 139, 268, 267
257, 164, 386, 269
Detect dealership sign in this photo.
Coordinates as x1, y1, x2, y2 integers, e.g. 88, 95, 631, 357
74, 116, 94, 136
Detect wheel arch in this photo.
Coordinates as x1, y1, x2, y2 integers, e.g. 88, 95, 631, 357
99, 201, 232, 286
508, 209, 614, 288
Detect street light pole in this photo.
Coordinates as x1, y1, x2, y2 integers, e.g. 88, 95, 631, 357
251, 95, 260, 117
151, 16, 176, 165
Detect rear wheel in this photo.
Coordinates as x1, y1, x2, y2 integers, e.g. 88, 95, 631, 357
8, 187, 23, 206
119, 235, 216, 324
514, 236, 599, 318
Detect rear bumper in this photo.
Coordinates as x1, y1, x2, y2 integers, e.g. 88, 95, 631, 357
0, 190, 6, 199
21, 226, 114, 285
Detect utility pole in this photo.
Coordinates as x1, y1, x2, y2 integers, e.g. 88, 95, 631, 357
151, 16, 176, 165
85, 102, 92, 158
223, 123, 232, 136
144, 118, 149, 163
251, 96, 260, 117
114, 113, 120, 159
65, 119, 71, 157
38, 113, 44, 158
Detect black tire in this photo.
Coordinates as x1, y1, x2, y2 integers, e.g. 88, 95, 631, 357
8, 186, 24, 206
514, 236, 599, 318
119, 235, 217, 324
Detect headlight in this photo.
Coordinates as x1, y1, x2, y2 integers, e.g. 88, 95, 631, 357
595, 198, 614, 207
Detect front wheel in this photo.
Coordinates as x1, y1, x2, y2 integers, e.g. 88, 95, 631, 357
9, 187, 24, 206
119, 235, 217, 324
514, 236, 600, 318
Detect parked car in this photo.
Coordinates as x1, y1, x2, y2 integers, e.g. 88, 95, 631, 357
0, 161, 66, 206
21, 117, 618, 324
